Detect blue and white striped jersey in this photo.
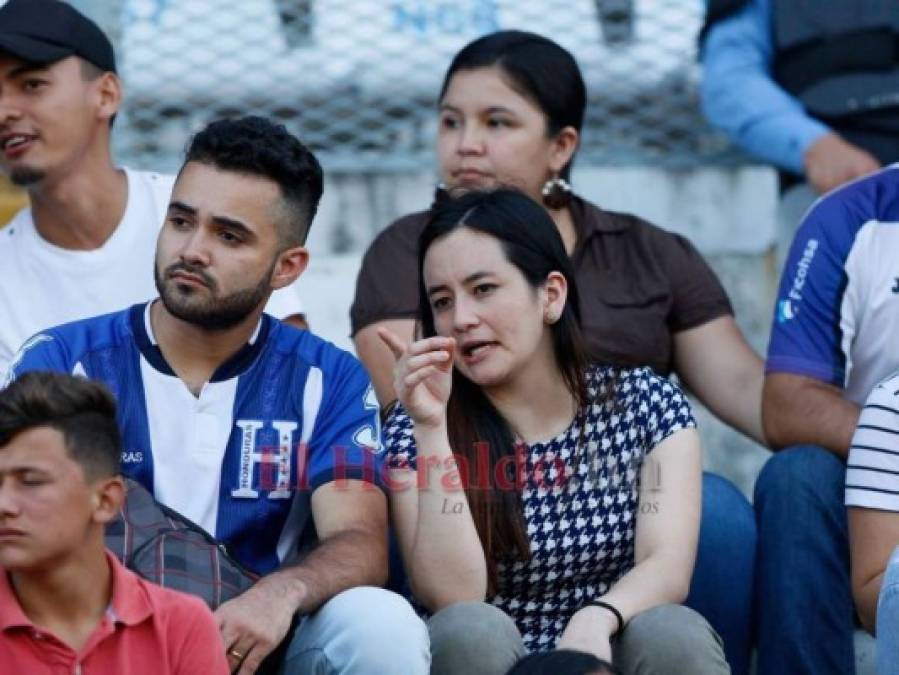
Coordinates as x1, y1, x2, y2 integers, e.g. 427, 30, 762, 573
8, 302, 383, 576
766, 165, 899, 404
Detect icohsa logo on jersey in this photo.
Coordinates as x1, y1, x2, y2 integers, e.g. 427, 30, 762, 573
778, 238, 819, 323
777, 299, 796, 324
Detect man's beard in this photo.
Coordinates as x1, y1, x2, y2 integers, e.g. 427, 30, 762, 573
154, 262, 273, 331
9, 166, 45, 186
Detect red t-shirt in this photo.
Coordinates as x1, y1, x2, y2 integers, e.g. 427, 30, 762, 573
0, 550, 229, 674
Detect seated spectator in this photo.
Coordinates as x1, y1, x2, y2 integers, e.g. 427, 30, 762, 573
351, 29, 757, 675
6, 116, 429, 674
380, 189, 729, 675
846, 371, 899, 674
701, 0, 893, 196
700, 0, 894, 264
0, 371, 228, 674
0, 0, 304, 384
759, 165, 899, 673
507, 649, 618, 675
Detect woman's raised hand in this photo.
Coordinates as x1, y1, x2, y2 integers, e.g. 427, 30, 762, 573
378, 328, 456, 429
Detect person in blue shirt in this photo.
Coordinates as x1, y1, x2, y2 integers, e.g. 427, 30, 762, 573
6, 115, 429, 675
704, 3, 899, 671
700, 0, 887, 196
700, 0, 894, 271
760, 165, 899, 674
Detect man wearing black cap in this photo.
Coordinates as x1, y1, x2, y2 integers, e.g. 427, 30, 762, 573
0, 0, 305, 385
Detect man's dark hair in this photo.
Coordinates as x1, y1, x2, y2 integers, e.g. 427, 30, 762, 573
507, 650, 619, 675
0, 372, 121, 479
183, 115, 324, 247
79, 59, 103, 80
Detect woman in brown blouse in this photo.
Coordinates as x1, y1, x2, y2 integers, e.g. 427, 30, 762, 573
351, 30, 758, 675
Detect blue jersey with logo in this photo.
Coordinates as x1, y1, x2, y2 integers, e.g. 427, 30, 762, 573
8, 303, 383, 575
766, 165, 899, 404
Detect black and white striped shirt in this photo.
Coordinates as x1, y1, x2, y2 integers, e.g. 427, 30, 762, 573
846, 372, 899, 510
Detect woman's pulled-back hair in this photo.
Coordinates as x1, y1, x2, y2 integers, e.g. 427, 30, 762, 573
418, 188, 590, 587
439, 30, 586, 178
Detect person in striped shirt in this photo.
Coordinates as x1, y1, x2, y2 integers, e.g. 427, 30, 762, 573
846, 371, 899, 673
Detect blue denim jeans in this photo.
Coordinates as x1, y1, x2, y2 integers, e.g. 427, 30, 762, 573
686, 472, 756, 675
877, 546, 899, 675
754, 445, 854, 675
278, 586, 430, 674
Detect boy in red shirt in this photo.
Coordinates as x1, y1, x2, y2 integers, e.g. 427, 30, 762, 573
0, 371, 228, 674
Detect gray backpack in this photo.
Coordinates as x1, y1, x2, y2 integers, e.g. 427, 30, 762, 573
105, 479, 258, 609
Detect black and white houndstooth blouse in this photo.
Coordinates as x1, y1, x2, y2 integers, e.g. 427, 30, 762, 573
384, 365, 696, 651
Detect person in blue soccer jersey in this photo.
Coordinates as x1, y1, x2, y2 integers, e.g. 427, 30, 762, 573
758, 165, 899, 673
5, 116, 429, 675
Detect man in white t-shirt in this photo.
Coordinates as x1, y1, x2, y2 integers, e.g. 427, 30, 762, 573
0, 0, 304, 382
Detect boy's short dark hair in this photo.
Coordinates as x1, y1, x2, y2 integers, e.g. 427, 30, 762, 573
183, 115, 324, 248
0, 372, 121, 479
507, 649, 619, 675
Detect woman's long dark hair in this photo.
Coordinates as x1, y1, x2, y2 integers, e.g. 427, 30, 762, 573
439, 30, 586, 180
418, 189, 590, 587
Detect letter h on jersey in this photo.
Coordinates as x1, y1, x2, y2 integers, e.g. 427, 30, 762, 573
232, 420, 298, 499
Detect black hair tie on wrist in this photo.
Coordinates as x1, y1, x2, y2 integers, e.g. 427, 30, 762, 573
585, 600, 625, 639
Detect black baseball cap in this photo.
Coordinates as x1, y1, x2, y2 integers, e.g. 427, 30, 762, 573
0, 0, 116, 73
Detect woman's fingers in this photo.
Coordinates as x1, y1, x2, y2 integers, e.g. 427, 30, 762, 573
380, 330, 455, 402
404, 364, 442, 389
406, 349, 452, 373
406, 336, 456, 357
376, 327, 407, 360
377, 329, 455, 362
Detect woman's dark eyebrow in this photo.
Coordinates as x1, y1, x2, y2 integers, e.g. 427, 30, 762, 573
463, 271, 492, 284
426, 271, 492, 296
439, 103, 516, 116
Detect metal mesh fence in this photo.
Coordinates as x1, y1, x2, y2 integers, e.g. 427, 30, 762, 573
83, 0, 740, 173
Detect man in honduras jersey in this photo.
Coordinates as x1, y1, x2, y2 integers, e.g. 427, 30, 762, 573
756, 165, 899, 672
7, 116, 429, 675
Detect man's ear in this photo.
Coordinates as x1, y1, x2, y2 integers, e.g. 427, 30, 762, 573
91, 475, 125, 526
94, 72, 122, 125
271, 246, 309, 290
